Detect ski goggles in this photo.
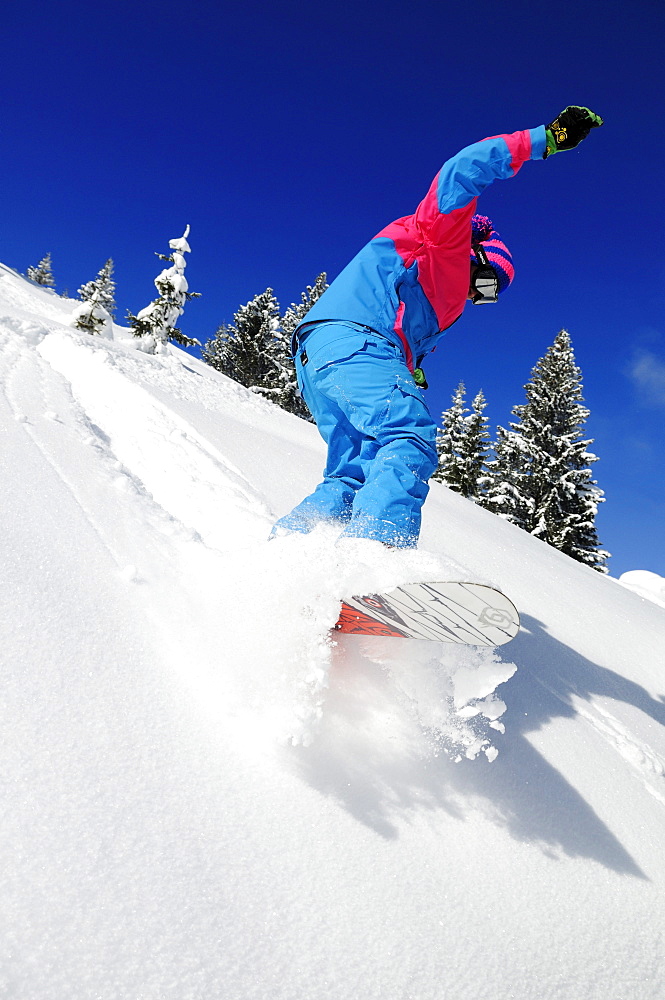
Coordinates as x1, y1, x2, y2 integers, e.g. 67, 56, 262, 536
470, 244, 499, 304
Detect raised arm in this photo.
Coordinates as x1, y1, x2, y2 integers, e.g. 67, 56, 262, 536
413, 107, 603, 241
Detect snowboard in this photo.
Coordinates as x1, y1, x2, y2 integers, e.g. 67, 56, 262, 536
334, 581, 519, 646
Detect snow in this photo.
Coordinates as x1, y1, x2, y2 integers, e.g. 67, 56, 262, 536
68, 298, 113, 339
1, 264, 665, 999
618, 570, 665, 610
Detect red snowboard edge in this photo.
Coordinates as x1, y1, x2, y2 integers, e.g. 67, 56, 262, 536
334, 601, 410, 638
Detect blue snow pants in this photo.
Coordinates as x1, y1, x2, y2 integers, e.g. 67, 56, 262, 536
272, 321, 438, 548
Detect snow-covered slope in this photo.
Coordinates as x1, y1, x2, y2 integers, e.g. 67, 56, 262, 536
2, 264, 664, 1000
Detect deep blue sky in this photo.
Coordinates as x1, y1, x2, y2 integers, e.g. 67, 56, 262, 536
3, 0, 664, 577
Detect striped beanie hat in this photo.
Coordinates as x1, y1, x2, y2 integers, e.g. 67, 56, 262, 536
470, 215, 514, 294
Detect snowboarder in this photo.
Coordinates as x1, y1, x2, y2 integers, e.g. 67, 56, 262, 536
272, 106, 603, 548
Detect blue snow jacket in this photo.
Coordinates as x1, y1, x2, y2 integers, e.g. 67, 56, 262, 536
295, 126, 547, 370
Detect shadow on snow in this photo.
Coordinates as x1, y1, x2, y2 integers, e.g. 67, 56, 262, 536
290, 612, 665, 879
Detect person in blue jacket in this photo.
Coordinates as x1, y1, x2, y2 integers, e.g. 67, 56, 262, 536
272, 106, 603, 548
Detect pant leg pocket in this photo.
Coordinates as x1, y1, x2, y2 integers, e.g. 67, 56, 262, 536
307, 333, 374, 372
377, 383, 438, 474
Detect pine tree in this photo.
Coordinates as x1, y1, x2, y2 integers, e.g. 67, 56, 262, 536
482, 424, 534, 529
201, 322, 233, 371
484, 330, 608, 571
433, 382, 468, 489
274, 272, 328, 419
26, 253, 55, 288
433, 383, 490, 500
69, 288, 113, 337
462, 390, 492, 500
127, 225, 200, 354
78, 258, 116, 316
203, 288, 281, 396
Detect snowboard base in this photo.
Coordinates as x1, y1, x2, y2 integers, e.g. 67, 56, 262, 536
335, 581, 519, 646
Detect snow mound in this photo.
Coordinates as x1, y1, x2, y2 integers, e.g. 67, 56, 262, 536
618, 569, 665, 609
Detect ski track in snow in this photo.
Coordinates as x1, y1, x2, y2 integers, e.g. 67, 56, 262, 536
573, 700, 665, 804
0, 316, 337, 744
37, 330, 273, 553
1, 318, 203, 567
533, 669, 665, 806
579, 701, 665, 804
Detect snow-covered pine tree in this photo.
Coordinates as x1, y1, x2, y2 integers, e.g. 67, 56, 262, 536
462, 389, 492, 500
69, 288, 113, 338
78, 258, 116, 316
127, 226, 200, 354
201, 322, 233, 371
432, 381, 468, 489
26, 253, 55, 288
481, 424, 534, 529
202, 288, 281, 397
275, 272, 328, 419
484, 329, 608, 571
433, 383, 491, 499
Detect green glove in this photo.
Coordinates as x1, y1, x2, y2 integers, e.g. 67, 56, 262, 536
544, 106, 604, 158
413, 367, 428, 389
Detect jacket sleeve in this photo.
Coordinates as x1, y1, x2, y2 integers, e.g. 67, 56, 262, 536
414, 126, 547, 238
